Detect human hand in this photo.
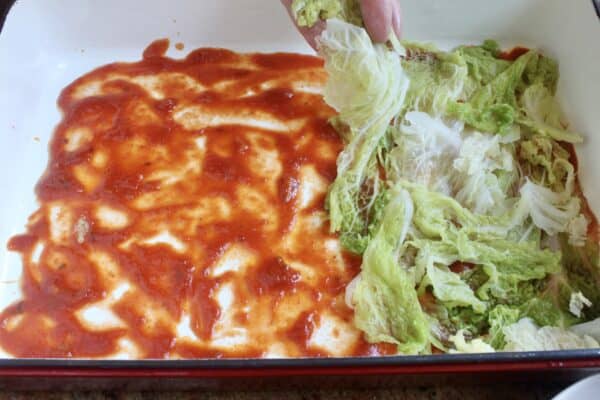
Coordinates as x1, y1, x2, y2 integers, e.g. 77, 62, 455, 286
281, 0, 402, 50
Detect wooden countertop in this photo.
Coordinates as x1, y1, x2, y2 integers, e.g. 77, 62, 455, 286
0, 384, 567, 399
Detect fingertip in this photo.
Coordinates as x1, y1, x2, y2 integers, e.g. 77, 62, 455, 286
360, 0, 393, 42
303, 20, 326, 51
392, 1, 402, 40
280, 0, 323, 52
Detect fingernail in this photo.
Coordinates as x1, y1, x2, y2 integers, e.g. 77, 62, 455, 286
392, 0, 402, 40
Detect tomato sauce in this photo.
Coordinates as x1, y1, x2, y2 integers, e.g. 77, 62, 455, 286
1, 40, 392, 358
497, 46, 530, 61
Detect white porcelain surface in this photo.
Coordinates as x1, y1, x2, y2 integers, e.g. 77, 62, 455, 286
553, 374, 600, 400
0, 0, 598, 358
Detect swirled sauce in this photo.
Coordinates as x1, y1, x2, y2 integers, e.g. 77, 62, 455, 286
1, 40, 396, 359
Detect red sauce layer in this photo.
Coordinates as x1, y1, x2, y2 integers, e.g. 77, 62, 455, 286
1, 40, 394, 359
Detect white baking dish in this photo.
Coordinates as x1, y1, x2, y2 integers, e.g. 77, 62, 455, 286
0, 0, 598, 360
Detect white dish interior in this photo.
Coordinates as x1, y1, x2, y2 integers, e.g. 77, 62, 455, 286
0, 0, 598, 358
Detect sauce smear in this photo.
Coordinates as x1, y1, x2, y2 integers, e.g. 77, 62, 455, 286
1, 40, 392, 359
497, 46, 530, 61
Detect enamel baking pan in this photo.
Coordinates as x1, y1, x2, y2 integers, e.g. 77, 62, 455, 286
1, 0, 600, 390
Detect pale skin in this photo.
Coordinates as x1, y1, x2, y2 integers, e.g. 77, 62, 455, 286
281, 0, 402, 50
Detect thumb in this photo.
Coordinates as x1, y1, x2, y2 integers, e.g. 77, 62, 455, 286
280, 0, 325, 51
360, 0, 400, 42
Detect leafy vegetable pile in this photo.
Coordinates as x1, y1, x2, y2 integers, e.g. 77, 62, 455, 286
292, 1, 600, 353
